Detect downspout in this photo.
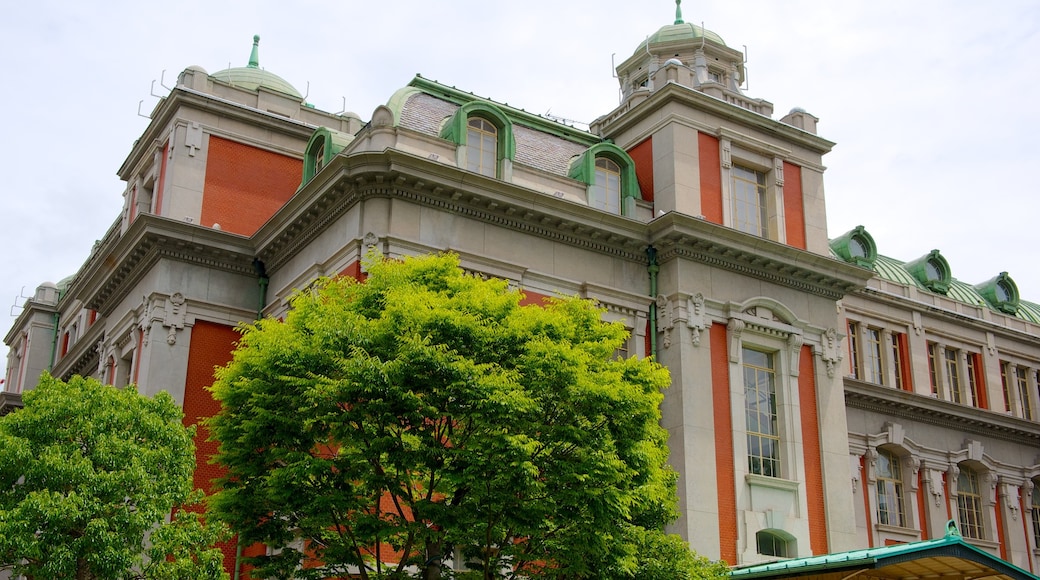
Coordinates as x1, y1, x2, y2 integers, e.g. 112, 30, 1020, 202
252, 259, 269, 321
647, 246, 659, 359
47, 287, 65, 371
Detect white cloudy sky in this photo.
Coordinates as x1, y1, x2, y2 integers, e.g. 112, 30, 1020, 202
2, 0, 1039, 358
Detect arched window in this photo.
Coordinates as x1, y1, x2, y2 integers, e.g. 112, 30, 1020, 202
957, 467, 984, 539
568, 143, 641, 216
875, 449, 905, 527
756, 530, 792, 558
590, 157, 621, 213
440, 102, 515, 180
466, 117, 498, 177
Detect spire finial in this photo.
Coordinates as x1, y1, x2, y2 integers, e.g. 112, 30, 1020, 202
674, 0, 684, 24
248, 34, 260, 69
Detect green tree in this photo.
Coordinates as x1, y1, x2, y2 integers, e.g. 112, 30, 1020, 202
0, 373, 228, 580
208, 252, 725, 579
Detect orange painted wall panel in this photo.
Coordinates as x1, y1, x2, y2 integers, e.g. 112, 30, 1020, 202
202, 136, 303, 236
183, 319, 241, 574
798, 345, 829, 554
711, 323, 737, 564
698, 133, 723, 224
782, 161, 806, 250
628, 137, 654, 202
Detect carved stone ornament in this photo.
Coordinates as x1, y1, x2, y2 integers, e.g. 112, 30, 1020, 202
864, 448, 879, 484
721, 139, 732, 169
656, 295, 674, 349
687, 293, 706, 347
774, 157, 785, 187
788, 333, 803, 377
820, 327, 843, 378
163, 292, 187, 345
727, 318, 745, 363
850, 454, 863, 492
1001, 483, 1020, 521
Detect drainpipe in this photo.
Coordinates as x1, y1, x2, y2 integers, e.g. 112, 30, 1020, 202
252, 259, 269, 320
647, 246, 659, 359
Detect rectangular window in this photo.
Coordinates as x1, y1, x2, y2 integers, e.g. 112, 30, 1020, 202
892, 333, 912, 391
945, 348, 963, 404
957, 469, 984, 540
966, 353, 984, 408
731, 165, 767, 237
875, 450, 906, 527
865, 327, 885, 385
1017, 367, 1033, 420
927, 342, 939, 395
744, 347, 780, 478
1001, 362, 1013, 412
847, 321, 861, 379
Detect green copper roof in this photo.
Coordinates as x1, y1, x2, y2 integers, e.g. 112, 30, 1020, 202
646, 22, 726, 47
731, 521, 1037, 580
210, 35, 302, 99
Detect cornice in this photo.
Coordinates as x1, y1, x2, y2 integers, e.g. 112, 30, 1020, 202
257, 150, 650, 272
51, 316, 106, 380
76, 215, 257, 316
119, 86, 324, 180
649, 213, 872, 300
844, 379, 1040, 445
0, 392, 23, 415
596, 82, 835, 155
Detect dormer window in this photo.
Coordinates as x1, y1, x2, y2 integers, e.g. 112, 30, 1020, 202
300, 127, 353, 188
830, 226, 878, 269
904, 250, 951, 294
568, 143, 641, 216
974, 272, 1020, 315
466, 117, 498, 177
440, 102, 515, 181
591, 157, 622, 214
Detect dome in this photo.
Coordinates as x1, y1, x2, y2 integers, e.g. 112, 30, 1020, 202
644, 22, 726, 49
210, 35, 302, 99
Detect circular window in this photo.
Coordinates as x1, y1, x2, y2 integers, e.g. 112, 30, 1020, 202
925, 259, 943, 281
996, 280, 1011, 302
849, 236, 868, 259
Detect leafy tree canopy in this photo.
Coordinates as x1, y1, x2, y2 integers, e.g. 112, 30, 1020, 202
208, 252, 725, 579
0, 373, 227, 580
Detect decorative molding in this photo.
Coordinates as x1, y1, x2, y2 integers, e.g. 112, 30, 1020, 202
787, 333, 803, 378
687, 293, 706, 347
721, 139, 732, 169
163, 293, 187, 345
774, 157, 784, 187
657, 295, 675, 349
819, 327, 843, 378
845, 380, 1040, 444
727, 318, 745, 363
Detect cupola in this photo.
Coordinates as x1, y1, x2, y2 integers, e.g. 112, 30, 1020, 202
210, 35, 303, 99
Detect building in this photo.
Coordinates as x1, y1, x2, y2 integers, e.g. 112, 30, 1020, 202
4, 5, 1040, 577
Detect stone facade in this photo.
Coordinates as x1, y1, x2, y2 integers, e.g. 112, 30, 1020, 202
5, 13, 1040, 577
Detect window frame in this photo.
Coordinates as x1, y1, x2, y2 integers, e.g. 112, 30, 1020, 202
744, 346, 781, 478
956, 466, 985, 540
568, 142, 641, 216
874, 448, 906, 527
440, 102, 516, 180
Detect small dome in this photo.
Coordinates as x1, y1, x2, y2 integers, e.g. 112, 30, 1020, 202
210, 35, 302, 99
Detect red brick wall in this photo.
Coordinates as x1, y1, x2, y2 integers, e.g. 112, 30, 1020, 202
798, 345, 829, 554
698, 133, 723, 225
782, 162, 806, 250
710, 323, 737, 564
202, 136, 303, 236
183, 320, 240, 574
628, 137, 654, 202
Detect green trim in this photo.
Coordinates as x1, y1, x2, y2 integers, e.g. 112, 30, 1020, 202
904, 249, 952, 295
975, 272, 1020, 315
385, 86, 423, 126
411, 76, 600, 145
568, 143, 641, 214
300, 127, 354, 187
440, 101, 516, 162
829, 225, 877, 269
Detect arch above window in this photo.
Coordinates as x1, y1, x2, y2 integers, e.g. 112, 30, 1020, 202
440, 102, 516, 177
568, 143, 641, 215
301, 127, 354, 188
